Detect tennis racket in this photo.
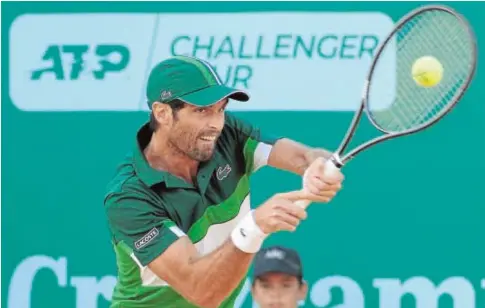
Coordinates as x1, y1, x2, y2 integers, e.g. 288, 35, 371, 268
297, 4, 477, 209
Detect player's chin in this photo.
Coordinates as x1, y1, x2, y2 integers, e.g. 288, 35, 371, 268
193, 147, 215, 162
197, 140, 216, 150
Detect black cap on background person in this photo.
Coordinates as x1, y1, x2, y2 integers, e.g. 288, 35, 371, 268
251, 246, 308, 308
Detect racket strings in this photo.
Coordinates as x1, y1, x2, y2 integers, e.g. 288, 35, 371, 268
396, 14, 468, 127
367, 9, 474, 133
392, 18, 469, 130
388, 15, 466, 130
391, 12, 469, 129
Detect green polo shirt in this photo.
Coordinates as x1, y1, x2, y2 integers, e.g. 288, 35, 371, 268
104, 112, 281, 308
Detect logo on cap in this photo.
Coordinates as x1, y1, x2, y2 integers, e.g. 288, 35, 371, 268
264, 248, 285, 260
161, 90, 172, 100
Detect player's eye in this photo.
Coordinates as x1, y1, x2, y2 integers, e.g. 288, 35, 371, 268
261, 283, 271, 289
195, 108, 207, 113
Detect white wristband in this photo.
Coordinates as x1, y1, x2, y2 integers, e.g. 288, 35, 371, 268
231, 210, 268, 253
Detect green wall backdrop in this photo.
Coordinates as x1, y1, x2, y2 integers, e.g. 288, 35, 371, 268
2, 2, 485, 308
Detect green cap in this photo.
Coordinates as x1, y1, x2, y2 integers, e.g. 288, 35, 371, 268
146, 56, 249, 108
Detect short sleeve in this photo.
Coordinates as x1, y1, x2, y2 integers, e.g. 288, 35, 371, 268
225, 112, 283, 174
105, 190, 186, 266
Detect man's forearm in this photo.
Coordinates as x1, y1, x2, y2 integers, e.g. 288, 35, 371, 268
268, 138, 333, 175
189, 239, 253, 307
149, 212, 265, 307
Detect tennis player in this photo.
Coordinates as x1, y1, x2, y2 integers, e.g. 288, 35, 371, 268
104, 55, 343, 308
251, 246, 307, 308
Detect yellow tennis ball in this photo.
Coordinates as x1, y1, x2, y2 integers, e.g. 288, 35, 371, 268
412, 56, 444, 88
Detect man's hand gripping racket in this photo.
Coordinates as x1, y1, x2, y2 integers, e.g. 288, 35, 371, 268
296, 5, 477, 209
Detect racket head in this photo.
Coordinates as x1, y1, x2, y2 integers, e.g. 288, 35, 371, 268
363, 5, 477, 135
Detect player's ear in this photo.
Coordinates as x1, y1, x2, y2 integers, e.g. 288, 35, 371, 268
152, 101, 172, 127
297, 279, 308, 301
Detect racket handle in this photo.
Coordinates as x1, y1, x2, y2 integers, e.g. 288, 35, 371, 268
295, 158, 342, 209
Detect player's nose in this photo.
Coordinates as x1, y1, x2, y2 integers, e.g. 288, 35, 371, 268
208, 112, 225, 131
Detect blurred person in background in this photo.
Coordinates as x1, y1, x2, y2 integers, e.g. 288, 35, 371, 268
252, 246, 308, 308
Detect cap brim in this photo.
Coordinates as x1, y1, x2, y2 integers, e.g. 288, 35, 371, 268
253, 261, 301, 279
178, 85, 249, 107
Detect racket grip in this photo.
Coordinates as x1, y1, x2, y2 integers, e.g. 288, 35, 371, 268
295, 158, 342, 209
322, 158, 343, 181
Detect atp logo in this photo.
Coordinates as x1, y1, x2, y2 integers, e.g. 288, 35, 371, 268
9, 14, 152, 111
31, 44, 130, 81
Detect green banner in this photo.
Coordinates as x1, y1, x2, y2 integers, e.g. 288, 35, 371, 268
2, 2, 485, 308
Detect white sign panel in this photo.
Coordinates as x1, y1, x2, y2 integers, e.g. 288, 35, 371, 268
9, 13, 395, 111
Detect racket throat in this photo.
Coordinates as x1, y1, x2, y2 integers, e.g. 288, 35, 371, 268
329, 153, 344, 168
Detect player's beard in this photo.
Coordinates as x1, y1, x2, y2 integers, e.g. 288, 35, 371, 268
168, 125, 218, 162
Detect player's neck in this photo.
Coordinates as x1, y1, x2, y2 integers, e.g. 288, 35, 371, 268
144, 132, 199, 184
